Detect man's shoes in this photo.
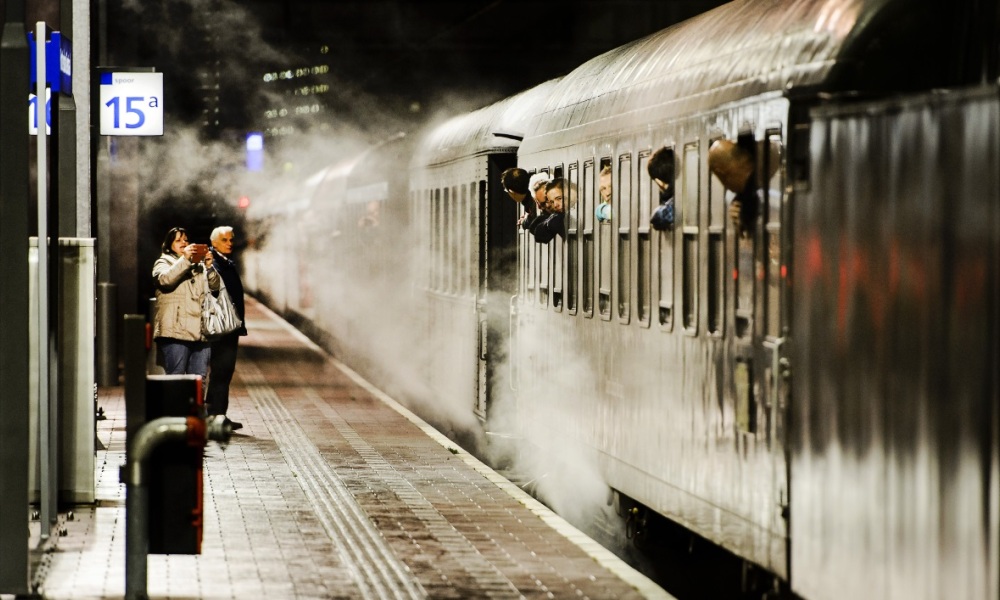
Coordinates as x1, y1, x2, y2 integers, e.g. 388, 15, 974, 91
225, 418, 243, 431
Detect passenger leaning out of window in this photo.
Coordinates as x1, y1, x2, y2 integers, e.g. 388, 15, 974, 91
708, 138, 757, 234
501, 167, 539, 230
648, 146, 675, 231
152, 226, 221, 379
531, 177, 570, 243
596, 165, 613, 222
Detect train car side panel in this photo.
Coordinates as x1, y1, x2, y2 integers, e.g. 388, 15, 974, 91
792, 86, 1000, 600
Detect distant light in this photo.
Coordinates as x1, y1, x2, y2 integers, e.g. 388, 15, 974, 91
246, 131, 263, 171
246, 132, 263, 151
238, 195, 251, 209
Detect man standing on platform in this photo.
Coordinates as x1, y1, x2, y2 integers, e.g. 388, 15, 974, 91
207, 225, 246, 431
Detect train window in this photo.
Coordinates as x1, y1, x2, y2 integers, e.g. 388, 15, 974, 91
681, 142, 699, 334
460, 183, 469, 297
566, 163, 580, 314
427, 188, 434, 291
433, 188, 442, 292
582, 160, 595, 317
458, 184, 465, 296
658, 226, 675, 330
526, 211, 536, 300
598, 157, 612, 319
637, 150, 652, 326
617, 154, 632, 323
552, 164, 564, 311
445, 186, 454, 294
553, 231, 564, 310
764, 132, 784, 339
707, 232, 724, 334
470, 182, 478, 296
539, 237, 550, 306
734, 131, 757, 338
707, 139, 726, 336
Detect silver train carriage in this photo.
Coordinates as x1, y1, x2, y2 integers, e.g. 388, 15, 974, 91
244, 0, 997, 598
508, 0, 994, 598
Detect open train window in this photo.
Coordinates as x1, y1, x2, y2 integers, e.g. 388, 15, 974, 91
552, 163, 564, 311
637, 150, 652, 327
582, 160, 595, 318
617, 154, 632, 323
566, 163, 580, 314
734, 130, 757, 338
681, 142, 699, 335
657, 147, 676, 331
763, 131, 784, 339
598, 157, 612, 319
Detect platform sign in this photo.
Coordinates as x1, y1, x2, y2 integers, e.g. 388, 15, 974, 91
99, 72, 163, 136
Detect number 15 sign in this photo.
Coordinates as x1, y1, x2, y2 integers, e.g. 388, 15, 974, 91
99, 72, 163, 136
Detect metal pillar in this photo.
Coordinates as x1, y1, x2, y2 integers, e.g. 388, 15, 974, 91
97, 283, 118, 385
0, 1, 32, 593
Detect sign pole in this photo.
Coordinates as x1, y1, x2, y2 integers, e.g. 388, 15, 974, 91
35, 20, 58, 541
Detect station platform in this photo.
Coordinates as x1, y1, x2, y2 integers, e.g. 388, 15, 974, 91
31, 297, 673, 599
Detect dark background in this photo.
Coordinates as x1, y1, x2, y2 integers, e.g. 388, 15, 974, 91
103, 0, 730, 144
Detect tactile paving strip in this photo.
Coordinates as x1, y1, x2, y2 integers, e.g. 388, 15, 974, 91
241, 359, 426, 600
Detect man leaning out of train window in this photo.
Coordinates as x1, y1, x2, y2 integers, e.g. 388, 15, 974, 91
501, 167, 539, 229
531, 177, 574, 243
648, 147, 675, 231
708, 138, 759, 235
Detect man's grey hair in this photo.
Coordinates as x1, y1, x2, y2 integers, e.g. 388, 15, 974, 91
210, 225, 233, 242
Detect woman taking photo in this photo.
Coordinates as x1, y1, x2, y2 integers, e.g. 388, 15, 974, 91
152, 226, 220, 377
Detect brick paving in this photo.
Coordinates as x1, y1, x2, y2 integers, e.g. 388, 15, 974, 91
32, 298, 673, 600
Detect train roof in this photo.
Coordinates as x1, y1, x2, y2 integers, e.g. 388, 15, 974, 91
413, 78, 562, 168
519, 0, 945, 152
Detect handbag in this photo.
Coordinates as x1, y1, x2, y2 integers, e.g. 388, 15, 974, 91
201, 271, 242, 340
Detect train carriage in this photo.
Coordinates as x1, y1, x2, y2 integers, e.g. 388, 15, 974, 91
408, 80, 559, 424
511, 0, 987, 590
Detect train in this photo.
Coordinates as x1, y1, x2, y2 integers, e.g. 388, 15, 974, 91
242, 1, 999, 598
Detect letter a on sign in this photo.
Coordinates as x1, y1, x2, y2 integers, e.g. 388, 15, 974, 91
99, 72, 164, 136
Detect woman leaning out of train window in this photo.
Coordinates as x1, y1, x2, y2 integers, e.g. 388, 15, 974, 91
596, 165, 613, 222
151, 226, 221, 378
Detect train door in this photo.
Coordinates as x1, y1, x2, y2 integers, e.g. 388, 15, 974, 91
730, 126, 789, 575
759, 129, 790, 574
481, 155, 518, 420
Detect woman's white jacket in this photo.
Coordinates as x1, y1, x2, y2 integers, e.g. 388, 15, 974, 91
152, 252, 221, 342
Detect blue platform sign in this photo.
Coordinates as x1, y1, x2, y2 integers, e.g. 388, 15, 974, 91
28, 31, 72, 95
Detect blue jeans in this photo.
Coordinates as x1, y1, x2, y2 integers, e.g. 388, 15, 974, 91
159, 339, 211, 379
